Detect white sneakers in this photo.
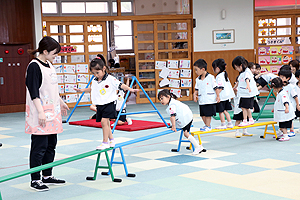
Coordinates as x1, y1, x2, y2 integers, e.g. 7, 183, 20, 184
96, 139, 115, 150
235, 129, 252, 138
96, 143, 110, 150
215, 125, 227, 129
127, 118, 133, 125
192, 145, 204, 155
235, 130, 241, 138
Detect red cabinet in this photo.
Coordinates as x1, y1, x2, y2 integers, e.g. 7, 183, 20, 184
0, 44, 31, 105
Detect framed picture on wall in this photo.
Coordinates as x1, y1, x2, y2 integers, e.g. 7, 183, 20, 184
212, 29, 235, 44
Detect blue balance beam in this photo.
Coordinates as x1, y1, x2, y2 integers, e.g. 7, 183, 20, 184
99, 129, 196, 178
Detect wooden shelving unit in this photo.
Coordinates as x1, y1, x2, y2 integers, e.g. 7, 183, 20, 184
45, 21, 107, 107
134, 19, 193, 103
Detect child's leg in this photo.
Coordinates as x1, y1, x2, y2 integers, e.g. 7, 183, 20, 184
290, 121, 294, 132
184, 130, 203, 154
224, 110, 232, 122
238, 108, 250, 126
235, 120, 241, 126
241, 108, 248, 121
205, 117, 212, 127
101, 118, 113, 142
247, 109, 253, 119
117, 120, 126, 125
201, 116, 206, 126
219, 112, 225, 123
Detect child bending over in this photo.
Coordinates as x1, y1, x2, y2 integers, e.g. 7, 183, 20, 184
158, 89, 204, 155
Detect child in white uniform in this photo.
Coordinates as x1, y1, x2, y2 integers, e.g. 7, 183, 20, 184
75, 55, 139, 150
232, 56, 259, 126
158, 89, 204, 155
278, 66, 300, 137
289, 60, 299, 86
295, 70, 300, 118
232, 77, 252, 138
271, 77, 295, 141
193, 59, 220, 131
212, 58, 234, 129
253, 63, 277, 90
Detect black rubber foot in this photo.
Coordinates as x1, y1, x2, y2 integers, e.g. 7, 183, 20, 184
0, 143, 2, 147
127, 173, 136, 177
113, 178, 122, 182
186, 146, 191, 150
202, 149, 207, 152
101, 172, 109, 176
260, 135, 265, 139
62, 120, 67, 123
171, 149, 178, 152
86, 176, 95, 180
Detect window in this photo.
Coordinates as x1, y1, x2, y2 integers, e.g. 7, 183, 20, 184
114, 20, 133, 50
112, 2, 132, 13
42, 2, 57, 14
86, 2, 108, 13
62, 2, 85, 13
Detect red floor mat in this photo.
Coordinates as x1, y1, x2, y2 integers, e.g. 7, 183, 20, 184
69, 119, 169, 131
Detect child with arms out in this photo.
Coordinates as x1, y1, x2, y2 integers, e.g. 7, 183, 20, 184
75, 54, 139, 149
193, 59, 219, 131
232, 56, 259, 126
271, 77, 295, 141
212, 58, 235, 129
158, 89, 204, 155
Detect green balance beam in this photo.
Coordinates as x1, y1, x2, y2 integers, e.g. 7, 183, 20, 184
0, 148, 121, 199
213, 110, 274, 120
0, 148, 114, 183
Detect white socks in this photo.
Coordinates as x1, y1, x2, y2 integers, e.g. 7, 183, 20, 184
188, 135, 200, 148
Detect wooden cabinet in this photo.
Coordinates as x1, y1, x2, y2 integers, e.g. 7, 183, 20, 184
134, 19, 193, 103
45, 21, 107, 107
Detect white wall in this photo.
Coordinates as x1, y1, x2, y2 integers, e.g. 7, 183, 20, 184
33, 0, 43, 49
193, 0, 253, 51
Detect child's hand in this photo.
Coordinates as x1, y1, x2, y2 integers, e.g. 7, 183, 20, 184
297, 105, 300, 111
171, 127, 177, 132
285, 108, 289, 113
74, 88, 81, 92
246, 86, 251, 93
271, 108, 274, 113
193, 95, 198, 102
216, 96, 220, 103
130, 88, 139, 93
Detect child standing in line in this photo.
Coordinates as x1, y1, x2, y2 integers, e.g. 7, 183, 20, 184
294, 70, 300, 118
278, 66, 300, 137
271, 77, 295, 141
212, 58, 234, 129
158, 89, 204, 155
193, 59, 219, 131
232, 77, 252, 138
75, 55, 139, 150
289, 60, 299, 85
232, 56, 259, 126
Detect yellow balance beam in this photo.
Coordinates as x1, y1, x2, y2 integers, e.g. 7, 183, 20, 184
191, 121, 278, 146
